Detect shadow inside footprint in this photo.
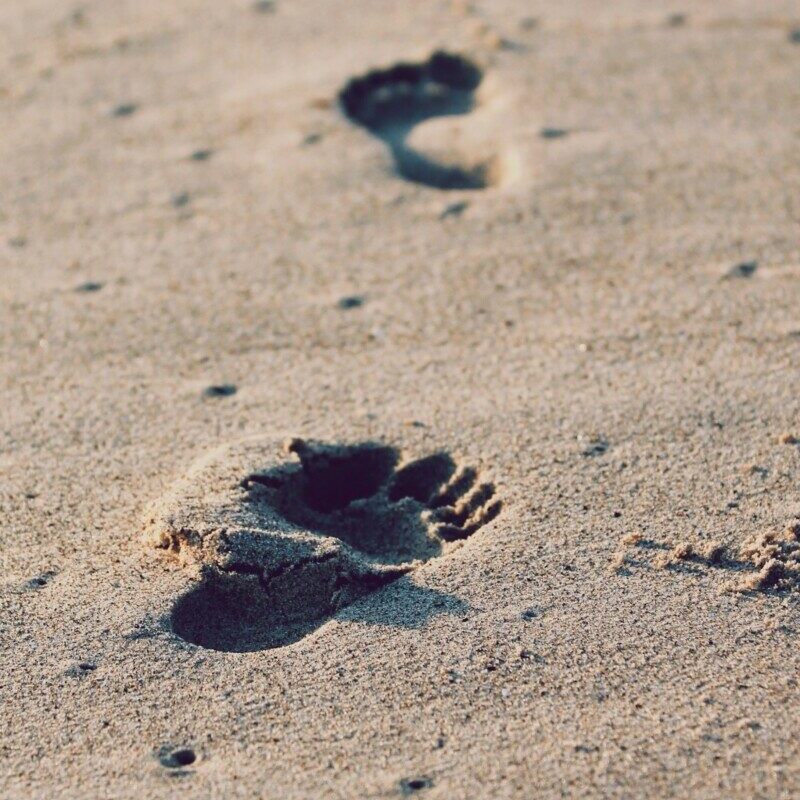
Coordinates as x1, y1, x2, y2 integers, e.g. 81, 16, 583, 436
163, 438, 501, 652
339, 51, 493, 190
170, 573, 467, 652
171, 569, 329, 652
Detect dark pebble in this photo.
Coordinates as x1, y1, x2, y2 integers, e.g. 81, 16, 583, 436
203, 384, 237, 398
159, 747, 197, 769
65, 662, 97, 678
725, 260, 758, 279
337, 295, 364, 309
75, 281, 104, 293
111, 103, 137, 118
400, 777, 432, 795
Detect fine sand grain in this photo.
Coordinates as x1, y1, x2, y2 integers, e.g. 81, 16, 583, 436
2, 1, 800, 797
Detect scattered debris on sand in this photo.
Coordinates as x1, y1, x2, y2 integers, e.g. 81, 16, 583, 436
735, 525, 800, 592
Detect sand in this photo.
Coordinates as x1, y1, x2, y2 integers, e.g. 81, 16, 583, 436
2, 0, 800, 797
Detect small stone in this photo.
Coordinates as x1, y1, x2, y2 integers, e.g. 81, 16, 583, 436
203, 384, 237, 398
337, 295, 364, 309
111, 103, 137, 118
724, 260, 758, 279
172, 192, 190, 208
159, 747, 197, 769
23, 571, 55, 590
440, 201, 469, 219
541, 127, 568, 139
75, 281, 103, 293
737, 718, 761, 731
582, 438, 609, 457
399, 777, 432, 795
65, 661, 97, 678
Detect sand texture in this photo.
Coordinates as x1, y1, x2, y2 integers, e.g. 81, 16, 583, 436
2, 1, 800, 797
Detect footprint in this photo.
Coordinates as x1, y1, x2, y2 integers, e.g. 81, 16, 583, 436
339, 51, 499, 190
143, 437, 500, 651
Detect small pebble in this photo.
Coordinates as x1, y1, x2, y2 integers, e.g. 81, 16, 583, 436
337, 295, 364, 310
111, 103, 137, 118
65, 662, 97, 678
399, 777, 432, 795
172, 192, 191, 208
75, 281, 103, 293
159, 747, 197, 769
23, 571, 55, 590
724, 260, 757, 279
541, 128, 568, 139
203, 384, 237, 398
440, 201, 469, 219
582, 438, 609, 457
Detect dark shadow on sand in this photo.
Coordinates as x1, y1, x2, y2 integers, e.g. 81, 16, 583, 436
169, 574, 467, 653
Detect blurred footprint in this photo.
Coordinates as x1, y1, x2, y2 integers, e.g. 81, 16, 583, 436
339, 51, 501, 190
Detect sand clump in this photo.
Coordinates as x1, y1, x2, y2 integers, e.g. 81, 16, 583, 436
615, 525, 800, 593
734, 525, 800, 592
646, 541, 695, 570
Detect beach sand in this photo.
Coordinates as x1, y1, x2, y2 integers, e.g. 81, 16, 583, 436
2, 1, 800, 797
